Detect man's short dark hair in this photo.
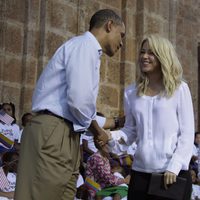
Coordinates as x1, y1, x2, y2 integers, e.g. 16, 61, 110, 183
89, 9, 123, 31
21, 112, 33, 126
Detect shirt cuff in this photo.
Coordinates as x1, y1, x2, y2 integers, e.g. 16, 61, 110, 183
96, 116, 106, 128
166, 160, 182, 175
108, 139, 115, 147
73, 124, 87, 132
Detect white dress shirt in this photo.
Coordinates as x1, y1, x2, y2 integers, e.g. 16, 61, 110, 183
110, 81, 194, 175
32, 32, 102, 132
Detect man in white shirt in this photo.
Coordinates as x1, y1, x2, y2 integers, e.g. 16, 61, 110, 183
15, 9, 125, 200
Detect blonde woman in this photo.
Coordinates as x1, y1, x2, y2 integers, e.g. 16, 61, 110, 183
108, 34, 194, 200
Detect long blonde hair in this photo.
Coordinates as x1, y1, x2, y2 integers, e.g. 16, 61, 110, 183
136, 34, 183, 97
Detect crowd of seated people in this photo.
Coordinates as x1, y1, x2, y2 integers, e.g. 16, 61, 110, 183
190, 132, 200, 200
0, 102, 33, 200
1, 103, 199, 200
0, 103, 20, 155
0, 151, 19, 200
85, 141, 130, 200
0, 103, 131, 200
75, 113, 135, 200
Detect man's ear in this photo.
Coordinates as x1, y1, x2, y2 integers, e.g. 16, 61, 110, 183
105, 20, 113, 33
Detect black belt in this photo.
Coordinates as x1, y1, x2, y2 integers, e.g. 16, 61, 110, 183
37, 110, 85, 134
37, 110, 71, 124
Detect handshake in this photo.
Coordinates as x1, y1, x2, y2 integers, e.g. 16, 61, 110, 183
91, 115, 125, 146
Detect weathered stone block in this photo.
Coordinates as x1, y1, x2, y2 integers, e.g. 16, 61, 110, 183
4, 57, 22, 83
5, 24, 22, 55
45, 32, 65, 58
98, 85, 119, 108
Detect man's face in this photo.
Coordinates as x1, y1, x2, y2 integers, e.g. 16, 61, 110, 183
23, 114, 33, 126
104, 22, 125, 57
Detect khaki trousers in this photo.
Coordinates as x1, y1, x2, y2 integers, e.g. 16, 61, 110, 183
15, 114, 80, 200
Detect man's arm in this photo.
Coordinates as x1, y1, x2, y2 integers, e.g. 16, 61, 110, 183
88, 120, 109, 144
0, 191, 14, 198
82, 139, 95, 155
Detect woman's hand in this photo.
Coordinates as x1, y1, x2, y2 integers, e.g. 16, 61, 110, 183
164, 171, 177, 189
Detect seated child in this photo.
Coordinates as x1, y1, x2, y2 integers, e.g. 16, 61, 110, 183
0, 151, 19, 200
0, 103, 20, 154
190, 132, 200, 175
190, 169, 200, 200
85, 141, 130, 200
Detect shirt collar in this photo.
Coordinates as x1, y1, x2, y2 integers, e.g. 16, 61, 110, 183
84, 31, 102, 57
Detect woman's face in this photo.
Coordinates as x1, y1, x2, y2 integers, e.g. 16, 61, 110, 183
139, 40, 161, 75
3, 104, 13, 117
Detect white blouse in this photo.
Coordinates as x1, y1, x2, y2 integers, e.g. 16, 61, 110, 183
110, 81, 194, 175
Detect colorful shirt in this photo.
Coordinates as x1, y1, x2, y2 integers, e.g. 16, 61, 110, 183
0, 123, 20, 149
86, 152, 124, 190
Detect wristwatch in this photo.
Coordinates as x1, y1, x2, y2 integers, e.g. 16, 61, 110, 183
114, 117, 119, 128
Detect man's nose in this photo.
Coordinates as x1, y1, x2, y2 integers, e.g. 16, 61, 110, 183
119, 41, 123, 48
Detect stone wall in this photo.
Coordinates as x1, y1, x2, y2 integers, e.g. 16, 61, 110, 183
0, 0, 200, 129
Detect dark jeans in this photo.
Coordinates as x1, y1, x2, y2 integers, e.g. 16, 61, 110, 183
128, 170, 192, 200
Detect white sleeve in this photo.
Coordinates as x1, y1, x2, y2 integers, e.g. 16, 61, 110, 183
66, 42, 99, 131
108, 87, 137, 155
120, 87, 137, 145
12, 124, 20, 141
167, 83, 195, 175
95, 116, 106, 128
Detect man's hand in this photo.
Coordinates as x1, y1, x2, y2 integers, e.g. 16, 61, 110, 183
164, 171, 177, 189
0, 191, 14, 198
95, 129, 109, 145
